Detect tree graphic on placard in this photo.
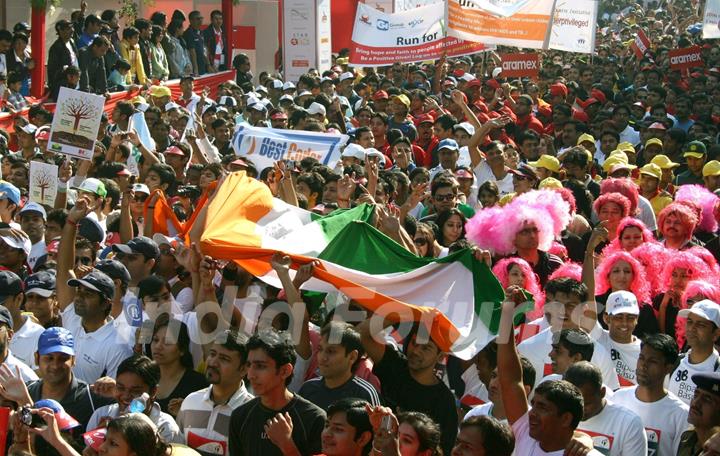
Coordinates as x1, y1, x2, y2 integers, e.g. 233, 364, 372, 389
33, 167, 54, 202
63, 98, 99, 134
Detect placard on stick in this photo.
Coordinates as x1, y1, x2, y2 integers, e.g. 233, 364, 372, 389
48, 87, 105, 160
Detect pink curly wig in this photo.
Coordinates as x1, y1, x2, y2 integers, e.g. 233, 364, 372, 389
466, 190, 569, 255
492, 257, 545, 319
593, 193, 631, 220
659, 251, 716, 293
675, 185, 720, 233
556, 187, 577, 215
548, 242, 568, 260
548, 262, 582, 282
600, 178, 640, 215
687, 246, 720, 278
676, 280, 720, 347
631, 243, 670, 297
602, 217, 657, 255
657, 202, 700, 242
595, 251, 651, 303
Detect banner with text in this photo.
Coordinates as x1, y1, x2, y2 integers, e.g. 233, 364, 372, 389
548, 0, 598, 54
447, 0, 556, 49
630, 29, 650, 59
349, 2, 487, 66
703, 0, 720, 39
669, 46, 704, 70
232, 125, 349, 172
394, 0, 438, 11
282, 0, 332, 83
499, 53, 540, 78
48, 87, 105, 160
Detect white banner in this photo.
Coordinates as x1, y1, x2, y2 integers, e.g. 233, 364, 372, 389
350, 2, 486, 67
549, 0, 598, 54
447, 0, 556, 49
362, 0, 394, 12
703, 0, 720, 40
282, 0, 332, 83
48, 87, 105, 160
232, 125, 349, 172
29, 161, 58, 206
393, 0, 438, 12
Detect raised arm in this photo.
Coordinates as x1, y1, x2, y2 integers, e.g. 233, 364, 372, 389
582, 223, 608, 331
57, 199, 92, 311
497, 287, 530, 424
270, 254, 312, 360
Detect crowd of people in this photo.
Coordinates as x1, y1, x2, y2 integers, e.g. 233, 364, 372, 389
0, 0, 718, 455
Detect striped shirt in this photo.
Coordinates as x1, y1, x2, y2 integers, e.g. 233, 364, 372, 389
177, 382, 253, 456
298, 375, 381, 411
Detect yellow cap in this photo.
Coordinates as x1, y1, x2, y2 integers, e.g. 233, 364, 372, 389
130, 95, 147, 105
650, 154, 681, 169
639, 163, 662, 180
603, 155, 636, 173
539, 177, 563, 190
577, 133, 595, 145
645, 138, 663, 149
528, 155, 561, 173
149, 85, 172, 98
617, 141, 636, 154
608, 150, 629, 161
703, 160, 720, 177
391, 94, 411, 108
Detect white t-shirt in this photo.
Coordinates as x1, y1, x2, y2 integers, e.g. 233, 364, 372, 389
517, 328, 621, 390
576, 402, 648, 455
4, 352, 38, 382
511, 411, 604, 456
611, 386, 689, 456
10, 316, 44, 369
473, 161, 514, 196
668, 349, 720, 405
591, 325, 641, 386
27, 241, 47, 270
464, 402, 507, 424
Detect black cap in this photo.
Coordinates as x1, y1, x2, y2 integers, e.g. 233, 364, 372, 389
13, 22, 30, 34
0, 305, 13, 328
78, 217, 105, 244
112, 236, 160, 260
692, 372, 720, 396
95, 259, 131, 285
24, 271, 57, 298
55, 19, 73, 30
0, 270, 23, 302
67, 270, 115, 300
508, 163, 540, 182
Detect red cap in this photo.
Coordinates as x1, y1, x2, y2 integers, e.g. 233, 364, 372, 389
484, 79, 501, 90
414, 113, 434, 125
35, 129, 50, 141
549, 83, 568, 98
270, 111, 288, 120
455, 168, 473, 179
164, 146, 185, 156
537, 105, 553, 118
590, 88, 607, 104
466, 79, 482, 89
579, 97, 600, 109
453, 69, 465, 78
572, 109, 590, 123
476, 112, 490, 123
230, 158, 248, 167
47, 239, 60, 254
116, 168, 132, 177
372, 90, 389, 101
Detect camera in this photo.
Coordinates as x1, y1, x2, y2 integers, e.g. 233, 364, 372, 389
20, 407, 47, 429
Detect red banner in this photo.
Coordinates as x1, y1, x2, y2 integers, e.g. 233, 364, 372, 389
499, 53, 540, 79
669, 46, 704, 70
0, 70, 237, 136
630, 29, 650, 59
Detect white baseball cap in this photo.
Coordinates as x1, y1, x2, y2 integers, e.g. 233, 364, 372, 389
271, 79, 283, 90
679, 300, 720, 327
454, 122, 475, 136
307, 102, 327, 117
339, 72, 355, 82
132, 183, 150, 195
365, 148, 386, 166
606, 290, 639, 316
342, 143, 366, 161
19, 202, 47, 221
460, 73, 476, 82
282, 81, 296, 91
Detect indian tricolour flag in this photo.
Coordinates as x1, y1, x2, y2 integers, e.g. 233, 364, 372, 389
200, 172, 504, 359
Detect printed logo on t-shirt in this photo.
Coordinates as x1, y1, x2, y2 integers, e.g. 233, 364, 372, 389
672, 369, 695, 401
645, 427, 661, 456
610, 348, 636, 384
583, 429, 614, 455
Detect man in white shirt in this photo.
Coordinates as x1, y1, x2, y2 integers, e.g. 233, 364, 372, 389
591, 290, 642, 387
178, 329, 253, 455
565, 361, 648, 455
612, 334, 689, 456
0, 303, 37, 382
0, 270, 43, 369
18, 202, 47, 270
497, 292, 602, 455
668, 300, 720, 405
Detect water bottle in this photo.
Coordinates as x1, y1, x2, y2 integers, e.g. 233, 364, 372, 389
129, 393, 149, 413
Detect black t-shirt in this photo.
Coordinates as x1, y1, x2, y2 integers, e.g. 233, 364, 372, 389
298, 375, 381, 411
228, 395, 325, 456
156, 368, 209, 414
372, 345, 458, 456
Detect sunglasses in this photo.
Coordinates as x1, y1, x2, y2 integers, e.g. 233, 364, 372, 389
133, 196, 148, 203
434, 194, 456, 202
413, 238, 428, 246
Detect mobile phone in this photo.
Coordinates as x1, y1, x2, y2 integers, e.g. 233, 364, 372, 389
20, 406, 47, 429
129, 175, 137, 186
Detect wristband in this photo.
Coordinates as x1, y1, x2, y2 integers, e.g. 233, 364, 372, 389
66, 220, 78, 228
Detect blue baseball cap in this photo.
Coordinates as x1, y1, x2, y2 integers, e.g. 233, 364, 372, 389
37, 327, 75, 356
438, 138, 459, 152
0, 181, 20, 205
33, 398, 80, 430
